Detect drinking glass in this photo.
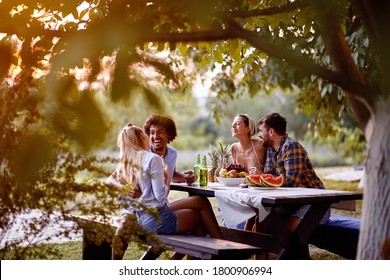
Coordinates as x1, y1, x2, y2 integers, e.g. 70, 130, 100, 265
248, 157, 257, 175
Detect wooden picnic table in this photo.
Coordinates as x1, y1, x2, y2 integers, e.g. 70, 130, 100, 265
170, 183, 363, 259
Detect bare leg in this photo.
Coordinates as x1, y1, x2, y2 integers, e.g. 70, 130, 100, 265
112, 214, 137, 260
170, 196, 223, 239
285, 216, 301, 232
250, 219, 269, 260
175, 208, 206, 235
244, 216, 256, 231
169, 208, 204, 260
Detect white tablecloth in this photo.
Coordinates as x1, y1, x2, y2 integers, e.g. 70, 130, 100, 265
214, 187, 348, 227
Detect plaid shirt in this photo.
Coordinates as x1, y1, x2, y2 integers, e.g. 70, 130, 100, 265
264, 134, 324, 189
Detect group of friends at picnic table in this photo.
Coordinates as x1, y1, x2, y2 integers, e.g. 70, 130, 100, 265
106, 112, 329, 260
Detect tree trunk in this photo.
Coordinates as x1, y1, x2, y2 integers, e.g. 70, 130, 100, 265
358, 97, 390, 259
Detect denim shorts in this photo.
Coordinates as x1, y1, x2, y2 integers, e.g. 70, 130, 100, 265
135, 204, 178, 234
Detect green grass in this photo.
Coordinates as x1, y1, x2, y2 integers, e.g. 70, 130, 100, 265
3, 241, 345, 260
1, 241, 174, 260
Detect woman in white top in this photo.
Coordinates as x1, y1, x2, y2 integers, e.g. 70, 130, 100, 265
110, 123, 223, 259
231, 114, 266, 175
229, 114, 266, 230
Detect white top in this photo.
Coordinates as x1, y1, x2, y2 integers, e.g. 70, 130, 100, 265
149, 145, 177, 181
138, 152, 169, 208
106, 151, 169, 214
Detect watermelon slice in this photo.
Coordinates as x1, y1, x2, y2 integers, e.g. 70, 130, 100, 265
246, 175, 261, 186
260, 174, 284, 187
246, 174, 284, 188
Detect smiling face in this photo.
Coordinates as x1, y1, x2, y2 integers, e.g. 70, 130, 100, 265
258, 123, 273, 148
231, 116, 250, 138
149, 124, 169, 153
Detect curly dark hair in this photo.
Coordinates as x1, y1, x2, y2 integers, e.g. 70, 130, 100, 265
143, 114, 178, 143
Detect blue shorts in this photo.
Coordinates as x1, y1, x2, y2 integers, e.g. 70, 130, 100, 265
135, 204, 178, 234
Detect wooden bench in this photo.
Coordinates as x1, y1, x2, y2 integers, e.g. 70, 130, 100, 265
309, 214, 360, 259
305, 199, 361, 259
73, 215, 263, 260
219, 200, 361, 260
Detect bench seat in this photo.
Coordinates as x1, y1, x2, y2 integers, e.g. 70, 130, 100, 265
143, 234, 263, 260
73, 215, 263, 260
309, 214, 360, 259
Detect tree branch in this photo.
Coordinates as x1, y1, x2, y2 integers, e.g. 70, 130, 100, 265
225, 20, 369, 96
227, 0, 309, 18
310, 1, 371, 131
138, 28, 236, 43
138, 18, 371, 103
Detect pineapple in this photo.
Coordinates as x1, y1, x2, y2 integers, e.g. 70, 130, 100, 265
207, 145, 219, 182
214, 141, 231, 181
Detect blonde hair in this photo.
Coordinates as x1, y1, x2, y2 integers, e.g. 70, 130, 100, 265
115, 123, 146, 187
237, 114, 256, 137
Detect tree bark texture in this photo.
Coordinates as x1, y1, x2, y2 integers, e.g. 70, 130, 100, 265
358, 97, 390, 259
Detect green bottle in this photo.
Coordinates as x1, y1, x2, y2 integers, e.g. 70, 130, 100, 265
194, 154, 201, 184
199, 156, 208, 187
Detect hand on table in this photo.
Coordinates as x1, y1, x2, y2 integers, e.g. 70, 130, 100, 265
184, 171, 196, 185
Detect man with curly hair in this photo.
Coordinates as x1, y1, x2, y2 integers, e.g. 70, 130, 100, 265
143, 114, 196, 184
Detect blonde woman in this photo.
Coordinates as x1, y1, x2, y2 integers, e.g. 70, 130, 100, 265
109, 123, 223, 259
231, 114, 266, 175
229, 114, 266, 230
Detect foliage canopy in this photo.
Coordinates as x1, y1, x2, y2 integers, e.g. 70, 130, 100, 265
1, 0, 389, 259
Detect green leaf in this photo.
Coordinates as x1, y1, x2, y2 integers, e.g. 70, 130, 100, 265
320, 86, 327, 97
340, 24, 346, 35
178, 43, 188, 55
214, 49, 223, 63
228, 39, 238, 55
72, 9, 79, 20
233, 62, 241, 74
200, 54, 211, 67
259, 52, 268, 59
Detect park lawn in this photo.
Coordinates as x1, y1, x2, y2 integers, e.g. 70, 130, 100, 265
2, 240, 344, 260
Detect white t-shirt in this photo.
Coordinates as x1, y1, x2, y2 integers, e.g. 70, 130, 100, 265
106, 151, 169, 214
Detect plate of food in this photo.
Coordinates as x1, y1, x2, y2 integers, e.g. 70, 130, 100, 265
216, 177, 246, 186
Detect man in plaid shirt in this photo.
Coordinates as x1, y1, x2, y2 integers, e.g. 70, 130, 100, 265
259, 114, 324, 189
256, 112, 329, 233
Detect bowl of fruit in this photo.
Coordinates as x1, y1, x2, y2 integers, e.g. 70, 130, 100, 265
217, 163, 248, 186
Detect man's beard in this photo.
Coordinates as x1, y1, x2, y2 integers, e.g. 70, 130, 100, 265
262, 139, 272, 148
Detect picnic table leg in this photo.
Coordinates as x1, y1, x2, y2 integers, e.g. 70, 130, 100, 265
269, 203, 331, 260
140, 246, 162, 260
277, 242, 310, 260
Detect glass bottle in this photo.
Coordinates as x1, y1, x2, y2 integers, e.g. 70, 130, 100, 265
199, 156, 208, 187
194, 154, 201, 184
